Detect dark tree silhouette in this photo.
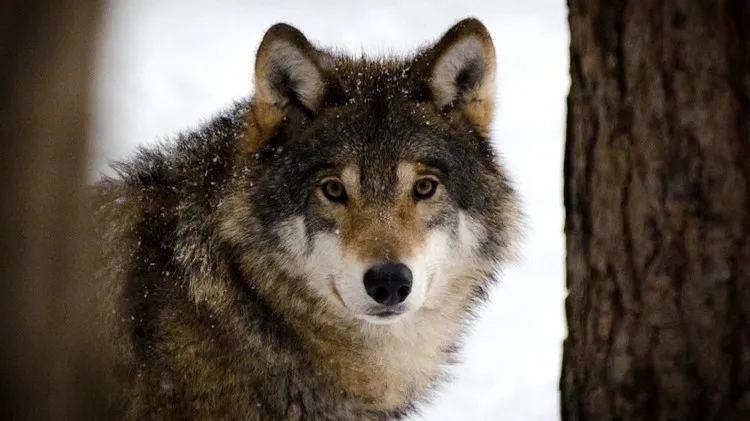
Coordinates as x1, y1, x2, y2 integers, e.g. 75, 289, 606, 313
0, 1, 109, 419
562, 1, 750, 420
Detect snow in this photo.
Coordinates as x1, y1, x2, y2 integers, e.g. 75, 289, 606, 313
91, 1, 569, 420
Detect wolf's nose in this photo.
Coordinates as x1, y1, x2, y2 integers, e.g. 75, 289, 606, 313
363, 263, 413, 305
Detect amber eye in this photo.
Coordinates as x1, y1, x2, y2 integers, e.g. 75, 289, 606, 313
413, 178, 438, 200
321, 180, 347, 203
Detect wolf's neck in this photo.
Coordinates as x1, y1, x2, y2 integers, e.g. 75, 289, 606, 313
296, 303, 469, 413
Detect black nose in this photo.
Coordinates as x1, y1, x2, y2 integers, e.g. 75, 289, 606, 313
363, 263, 413, 305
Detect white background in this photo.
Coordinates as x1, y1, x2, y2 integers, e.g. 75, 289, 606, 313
91, 1, 570, 419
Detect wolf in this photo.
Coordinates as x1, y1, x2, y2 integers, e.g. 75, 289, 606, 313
93, 17, 521, 421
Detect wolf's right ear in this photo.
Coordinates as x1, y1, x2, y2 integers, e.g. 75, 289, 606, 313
254, 23, 331, 114
245, 23, 337, 153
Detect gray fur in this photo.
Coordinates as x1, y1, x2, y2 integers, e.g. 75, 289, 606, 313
93, 17, 520, 421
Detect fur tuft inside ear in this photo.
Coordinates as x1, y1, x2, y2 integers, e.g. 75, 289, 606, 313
416, 18, 497, 133
254, 23, 329, 114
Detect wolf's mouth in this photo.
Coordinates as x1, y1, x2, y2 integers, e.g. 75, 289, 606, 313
366, 307, 405, 318
330, 281, 351, 311
371, 311, 401, 318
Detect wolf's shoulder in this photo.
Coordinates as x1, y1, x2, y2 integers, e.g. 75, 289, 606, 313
102, 99, 251, 192
90, 99, 252, 277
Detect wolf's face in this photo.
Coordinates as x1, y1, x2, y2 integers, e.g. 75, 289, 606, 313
224, 19, 519, 326
273, 155, 488, 325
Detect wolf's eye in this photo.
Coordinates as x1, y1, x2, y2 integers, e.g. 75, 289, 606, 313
321, 180, 347, 203
413, 178, 438, 200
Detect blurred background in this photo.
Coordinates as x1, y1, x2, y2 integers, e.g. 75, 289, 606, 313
89, 1, 569, 419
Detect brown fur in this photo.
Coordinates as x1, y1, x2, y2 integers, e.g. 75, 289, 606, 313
95, 17, 520, 421
335, 164, 435, 264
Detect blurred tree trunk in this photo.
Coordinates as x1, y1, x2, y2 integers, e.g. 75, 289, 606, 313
562, 1, 750, 420
0, 1, 109, 420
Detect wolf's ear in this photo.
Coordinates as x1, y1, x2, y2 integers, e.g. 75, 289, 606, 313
254, 23, 331, 114
414, 18, 496, 134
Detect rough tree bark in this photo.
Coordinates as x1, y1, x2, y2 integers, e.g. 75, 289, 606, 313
562, 1, 750, 421
0, 1, 109, 420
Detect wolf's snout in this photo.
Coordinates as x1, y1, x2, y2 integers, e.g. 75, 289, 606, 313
363, 263, 413, 305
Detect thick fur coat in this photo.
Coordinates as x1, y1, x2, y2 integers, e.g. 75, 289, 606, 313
94, 17, 521, 421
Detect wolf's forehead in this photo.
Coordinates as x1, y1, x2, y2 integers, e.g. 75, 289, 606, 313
339, 161, 416, 201
333, 59, 413, 90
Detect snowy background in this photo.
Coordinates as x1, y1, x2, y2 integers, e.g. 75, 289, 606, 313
90, 1, 569, 419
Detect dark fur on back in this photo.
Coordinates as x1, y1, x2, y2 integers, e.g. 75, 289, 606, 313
94, 17, 520, 421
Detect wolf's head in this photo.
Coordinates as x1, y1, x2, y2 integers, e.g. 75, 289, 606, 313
220, 18, 520, 327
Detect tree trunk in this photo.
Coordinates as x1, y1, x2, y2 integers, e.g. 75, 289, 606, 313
562, 1, 750, 421
0, 1, 109, 419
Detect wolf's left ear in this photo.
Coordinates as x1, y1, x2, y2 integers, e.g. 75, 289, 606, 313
415, 18, 496, 134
